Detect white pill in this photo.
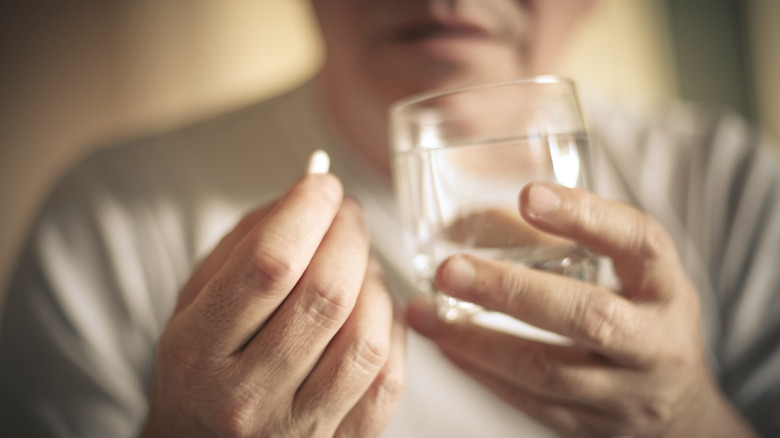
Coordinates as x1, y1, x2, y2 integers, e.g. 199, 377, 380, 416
307, 149, 331, 175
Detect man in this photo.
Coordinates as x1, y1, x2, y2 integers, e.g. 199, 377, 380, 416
2, 0, 778, 436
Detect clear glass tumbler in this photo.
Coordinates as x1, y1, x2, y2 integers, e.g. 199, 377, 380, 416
390, 76, 598, 323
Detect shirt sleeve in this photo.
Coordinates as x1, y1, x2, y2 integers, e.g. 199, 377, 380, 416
0, 157, 181, 438
592, 102, 780, 436
702, 113, 780, 436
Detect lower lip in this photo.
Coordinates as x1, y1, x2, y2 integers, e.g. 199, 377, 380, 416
395, 32, 495, 56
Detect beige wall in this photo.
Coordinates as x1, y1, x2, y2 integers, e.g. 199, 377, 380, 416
560, 0, 677, 105
0, 0, 772, 299
0, 0, 322, 294
748, 0, 780, 148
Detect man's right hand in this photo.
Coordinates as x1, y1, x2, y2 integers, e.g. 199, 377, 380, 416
140, 173, 407, 437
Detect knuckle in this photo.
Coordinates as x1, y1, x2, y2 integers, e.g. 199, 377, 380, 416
292, 415, 334, 438
302, 281, 354, 329
202, 377, 265, 437
658, 341, 695, 369
635, 215, 672, 260
348, 334, 390, 376
621, 395, 675, 435
212, 401, 257, 438
374, 367, 406, 404
522, 349, 568, 394
249, 243, 299, 288
156, 332, 214, 378
572, 294, 620, 349
641, 397, 674, 426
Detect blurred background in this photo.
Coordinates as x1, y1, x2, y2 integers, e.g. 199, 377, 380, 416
1, 0, 778, 304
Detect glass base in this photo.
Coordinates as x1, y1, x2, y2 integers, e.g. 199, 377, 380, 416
434, 293, 572, 344
435, 293, 482, 322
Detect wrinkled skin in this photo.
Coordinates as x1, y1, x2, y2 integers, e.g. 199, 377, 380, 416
407, 183, 757, 437
141, 0, 759, 436
141, 175, 406, 437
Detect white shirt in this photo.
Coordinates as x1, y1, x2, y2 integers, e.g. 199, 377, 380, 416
2, 82, 779, 437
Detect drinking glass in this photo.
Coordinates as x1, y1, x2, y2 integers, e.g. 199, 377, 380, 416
390, 76, 598, 324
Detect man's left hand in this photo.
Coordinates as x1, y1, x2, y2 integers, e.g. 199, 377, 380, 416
407, 182, 757, 437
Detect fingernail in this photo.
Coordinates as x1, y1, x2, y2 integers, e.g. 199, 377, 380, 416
406, 298, 438, 333
440, 256, 475, 296
527, 184, 560, 217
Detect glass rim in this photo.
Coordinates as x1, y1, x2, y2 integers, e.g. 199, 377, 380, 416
390, 75, 577, 117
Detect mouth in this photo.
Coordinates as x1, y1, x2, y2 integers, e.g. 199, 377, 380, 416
389, 19, 493, 44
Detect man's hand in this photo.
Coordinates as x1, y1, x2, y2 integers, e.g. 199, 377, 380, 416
407, 182, 757, 437
141, 174, 406, 437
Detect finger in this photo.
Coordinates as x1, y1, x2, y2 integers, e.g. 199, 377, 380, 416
335, 309, 407, 438
520, 182, 681, 296
245, 198, 369, 390
433, 255, 654, 364
292, 257, 397, 435
407, 298, 625, 404
407, 300, 645, 435
451, 354, 669, 438
447, 355, 602, 438
174, 201, 278, 314
172, 173, 344, 356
